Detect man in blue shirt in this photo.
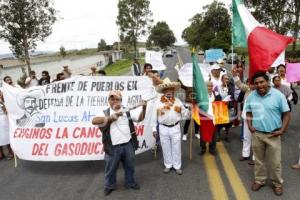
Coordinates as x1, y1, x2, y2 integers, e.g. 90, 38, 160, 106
245, 71, 290, 196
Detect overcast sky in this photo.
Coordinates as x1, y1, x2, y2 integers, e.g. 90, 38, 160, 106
0, 0, 231, 54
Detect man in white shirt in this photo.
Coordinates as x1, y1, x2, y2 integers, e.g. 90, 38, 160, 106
153, 78, 190, 175
92, 90, 147, 196
210, 64, 222, 90
217, 58, 227, 76
25, 71, 39, 88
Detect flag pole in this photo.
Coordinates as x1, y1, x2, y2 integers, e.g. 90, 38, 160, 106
189, 107, 193, 161
189, 48, 196, 161
231, 1, 234, 69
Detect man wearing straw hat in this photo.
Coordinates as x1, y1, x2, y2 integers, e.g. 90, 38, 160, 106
92, 90, 147, 196
153, 78, 190, 175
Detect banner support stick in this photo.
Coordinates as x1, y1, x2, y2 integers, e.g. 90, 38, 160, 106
14, 153, 18, 168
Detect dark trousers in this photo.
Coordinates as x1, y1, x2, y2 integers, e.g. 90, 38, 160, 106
183, 119, 199, 135
200, 130, 217, 152
104, 142, 136, 189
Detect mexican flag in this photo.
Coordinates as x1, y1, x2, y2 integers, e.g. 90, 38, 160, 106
192, 53, 209, 117
232, 0, 294, 78
192, 54, 215, 142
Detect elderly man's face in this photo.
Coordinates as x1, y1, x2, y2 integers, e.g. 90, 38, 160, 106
163, 88, 175, 99
108, 95, 122, 111
24, 97, 37, 114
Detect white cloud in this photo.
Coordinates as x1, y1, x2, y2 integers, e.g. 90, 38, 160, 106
0, 0, 231, 54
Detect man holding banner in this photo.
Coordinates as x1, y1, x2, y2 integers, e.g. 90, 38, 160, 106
92, 90, 147, 196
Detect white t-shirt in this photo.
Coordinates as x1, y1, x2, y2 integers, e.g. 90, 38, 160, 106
25, 77, 39, 88
211, 76, 222, 90
107, 107, 140, 145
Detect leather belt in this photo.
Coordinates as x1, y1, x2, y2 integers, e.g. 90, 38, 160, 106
114, 141, 130, 147
256, 128, 280, 134
161, 121, 180, 128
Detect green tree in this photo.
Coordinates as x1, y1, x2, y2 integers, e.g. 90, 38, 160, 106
0, 0, 57, 73
148, 21, 176, 50
97, 39, 107, 51
182, 1, 231, 52
182, 14, 203, 48
287, 0, 300, 51
145, 38, 153, 48
244, 0, 292, 35
116, 0, 153, 58
60, 45, 66, 57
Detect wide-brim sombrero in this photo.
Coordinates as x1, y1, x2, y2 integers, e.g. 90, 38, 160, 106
156, 77, 181, 93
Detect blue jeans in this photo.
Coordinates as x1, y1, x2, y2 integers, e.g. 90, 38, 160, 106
104, 141, 136, 189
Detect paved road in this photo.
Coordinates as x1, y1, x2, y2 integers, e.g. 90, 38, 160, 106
1, 47, 300, 200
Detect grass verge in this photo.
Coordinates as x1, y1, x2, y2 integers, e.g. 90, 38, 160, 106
104, 58, 145, 76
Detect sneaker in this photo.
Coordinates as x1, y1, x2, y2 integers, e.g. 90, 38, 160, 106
182, 134, 187, 141
126, 183, 140, 190
163, 168, 171, 174
239, 156, 250, 161
195, 134, 200, 139
104, 188, 114, 196
175, 169, 183, 175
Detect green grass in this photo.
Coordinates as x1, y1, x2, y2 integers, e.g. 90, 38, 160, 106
104, 58, 145, 76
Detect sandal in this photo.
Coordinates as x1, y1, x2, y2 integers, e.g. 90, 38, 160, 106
273, 186, 283, 196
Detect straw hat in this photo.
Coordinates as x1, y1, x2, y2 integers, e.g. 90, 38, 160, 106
156, 77, 181, 93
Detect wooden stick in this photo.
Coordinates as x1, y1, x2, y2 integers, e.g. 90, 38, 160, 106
189, 117, 193, 160
14, 153, 18, 168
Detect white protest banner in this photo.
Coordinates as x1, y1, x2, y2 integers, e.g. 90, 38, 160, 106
178, 63, 210, 87
145, 50, 166, 71
3, 76, 156, 161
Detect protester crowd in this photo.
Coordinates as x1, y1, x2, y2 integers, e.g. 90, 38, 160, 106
1, 57, 300, 197
127, 57, 300, 197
